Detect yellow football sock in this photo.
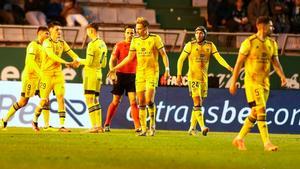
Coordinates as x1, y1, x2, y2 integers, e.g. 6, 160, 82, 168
89, 111, 96, 128
3, 102, 21, 122
193, 106, 205, 130
238, 115, 256, 139
148, 103, 156, 128
257, 113, 270, 145
189, 111, 197, 130
95, 107, 102, 128
58, 111, 65, 127
33, 108, 42, 123
43, 109, 50, 127
139, 106, 147, 132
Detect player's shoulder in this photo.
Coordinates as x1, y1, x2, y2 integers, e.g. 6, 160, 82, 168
149, 33, 159, 37
58, 39, 65, 43
28, 40, 38, 46
189, 40, 197, 44
204, 40, 214, 45
246, 34, 257, 42
43, 38, 51, 43
267, 36, 277, 44
149, 33, 162, 40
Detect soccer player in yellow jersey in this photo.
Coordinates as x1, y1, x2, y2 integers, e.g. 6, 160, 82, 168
177, 26, 233, 136
32, 21, 80, 132
109, 17, 170, 136
78, 23, 107, 133
230, 16, 287, 151
0, 26, 49, 129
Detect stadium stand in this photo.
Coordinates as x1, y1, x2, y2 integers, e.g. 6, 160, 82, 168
0, 0, 299, 56
143, 0, 206, 30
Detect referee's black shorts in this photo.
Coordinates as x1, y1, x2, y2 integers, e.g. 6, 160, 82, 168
111, 72, 136, 96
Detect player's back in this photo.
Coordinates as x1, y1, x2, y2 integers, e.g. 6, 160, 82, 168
241, 34, 277, 87
130, 34, 163, 72
85, 38, 107, 71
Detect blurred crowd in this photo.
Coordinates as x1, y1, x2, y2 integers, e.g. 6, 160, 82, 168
0, 0, 299, 34
0, 0, 88, 27
208, 0, 300, 33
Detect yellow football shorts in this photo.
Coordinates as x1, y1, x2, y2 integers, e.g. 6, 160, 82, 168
39, 72, 65, 99
135, 69, 159, 92
21, 74, 39, 98
188, 80, 208, 98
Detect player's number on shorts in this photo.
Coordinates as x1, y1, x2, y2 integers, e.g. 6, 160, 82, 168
192, 81, 199, 88
40, 82, 46, 89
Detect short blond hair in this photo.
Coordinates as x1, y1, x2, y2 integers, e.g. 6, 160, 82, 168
136, 17, 149, 27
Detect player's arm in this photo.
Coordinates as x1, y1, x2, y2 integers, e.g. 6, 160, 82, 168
27, 54, 42, 76
212, 43, 233, 72
43, 43, 68, 64
156, 35, 170, 78
271, 56, 287, 87
64, 41, 79, 60
176, 47, 189, 86
79, 43, 94, 66
229, 39, 250, 95
111, 50, 136, 71
62, 41, 81, 68
26, 44, 42, 76
109, 45, 119, 70
100, 46, 108, 68
229, 53, 247, 95
159, 47, 170, 77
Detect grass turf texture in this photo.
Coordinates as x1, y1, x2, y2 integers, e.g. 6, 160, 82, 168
0, 128, 299, 169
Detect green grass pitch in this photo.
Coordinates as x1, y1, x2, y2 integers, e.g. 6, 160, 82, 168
0, 128, 299, 169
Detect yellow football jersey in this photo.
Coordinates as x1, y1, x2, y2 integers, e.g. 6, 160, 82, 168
83, 38, 107, 71
178, 40, 231, 83
129, 34, 164, 73
239, 34, 278, 88
23, 40, 45, 77
41, 38, 76, 74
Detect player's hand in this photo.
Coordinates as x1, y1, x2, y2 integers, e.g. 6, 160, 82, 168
65, 62, 72, 68
107, 69, 117, 84
176, 75, 182, 86
229, 67, 234, 72
71, 60, 80, 68
229, 82, 238, 95
281, 77, 287, 87
164, 68, 170, 81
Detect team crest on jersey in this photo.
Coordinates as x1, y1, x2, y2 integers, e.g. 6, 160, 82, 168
141, 48, 146, 51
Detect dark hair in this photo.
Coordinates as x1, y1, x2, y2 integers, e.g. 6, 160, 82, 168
136, 17, 149, 28
195, 26, 207, 39
48, 21, 61, 29
86, 23, 99, 31
256, 16, 271, 25
37, 26, 49, 34
124, 25, 135, 32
